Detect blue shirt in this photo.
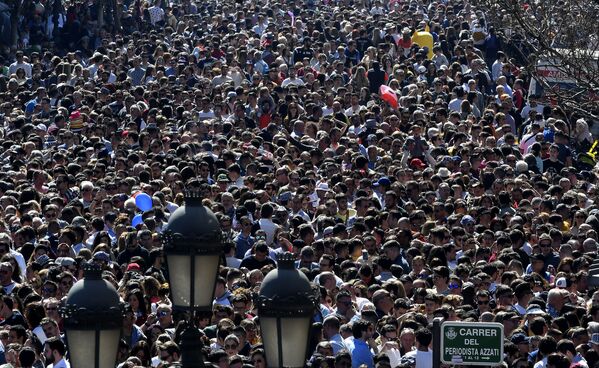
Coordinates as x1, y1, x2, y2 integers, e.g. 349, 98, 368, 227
348, 338, 374, 368
329, 334, 347, 355
235, 233, 254, 259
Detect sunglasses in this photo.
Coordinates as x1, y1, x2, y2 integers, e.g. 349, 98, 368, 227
477, 300, 489, 305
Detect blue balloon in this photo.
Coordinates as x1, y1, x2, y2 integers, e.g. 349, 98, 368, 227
135, 193, 153, 211
132, 214, 143, 227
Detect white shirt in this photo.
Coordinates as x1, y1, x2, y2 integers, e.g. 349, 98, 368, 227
403, 349, 433, 368
47, 358, 70, 368
514, 303, 527, 315
492, 60, 503, 81
9, 62, 32, 77
533, 357, 547, 368
198, 110, 215, 121
33, 325, 47, 344
520, 132, 538, 153
258, 218, 279, 246
345, 105, 365, 117
378, 344, 401, 368
10, 249, 26, 280
2, 282, 16, 295
281, 77, 305, 88
448, 98, 463, 112
226, 256, 241, 268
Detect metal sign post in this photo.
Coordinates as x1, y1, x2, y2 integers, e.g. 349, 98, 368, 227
432, 318, 442, 368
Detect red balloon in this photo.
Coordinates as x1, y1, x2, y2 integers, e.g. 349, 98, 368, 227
379, 85, 399, 109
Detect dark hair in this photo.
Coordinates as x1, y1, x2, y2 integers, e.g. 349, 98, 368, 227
130, 340, 152, 366
125, 288, 148, 315
9, 324, 27, 342
45, 337, 66, 356
415, 327, 433, 346
24, 302, 46, 330
19, 347, 36, 367
352, 319, 371, 339
538, 336, 557, 357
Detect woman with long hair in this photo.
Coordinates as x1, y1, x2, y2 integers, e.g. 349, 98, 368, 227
1, 254, 23, 284
283, 102, 302, 131
126, 288, 148, 326
130, 340, 152, 367
349, 65, 369, 91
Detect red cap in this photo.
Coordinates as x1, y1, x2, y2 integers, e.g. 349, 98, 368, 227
127, 263, 141, 272
410, 158, 426, 169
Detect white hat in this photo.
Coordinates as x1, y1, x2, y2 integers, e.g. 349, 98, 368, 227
555, 277, 567, 288
427, 127, 440, 139
316, 182, 329, 192
437, 167, 451, 179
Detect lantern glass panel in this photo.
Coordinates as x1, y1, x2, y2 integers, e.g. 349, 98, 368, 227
260, 316, 311, 368
66, 328, 120, 368
167, 254, 220, 309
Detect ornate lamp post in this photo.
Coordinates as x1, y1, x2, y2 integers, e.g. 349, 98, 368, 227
255, 252, 318, 368
61, 263, 123, 368
162, 191, 224, 368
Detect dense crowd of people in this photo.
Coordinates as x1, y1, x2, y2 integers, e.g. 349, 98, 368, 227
0, 0, 599, 367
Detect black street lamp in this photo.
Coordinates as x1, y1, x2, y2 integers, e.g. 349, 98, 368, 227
162, 191, 224, 368
61, 263, 123, 368
255, 252, 319, 368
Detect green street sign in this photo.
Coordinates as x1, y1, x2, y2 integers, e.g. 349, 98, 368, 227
440, 322, 504, 366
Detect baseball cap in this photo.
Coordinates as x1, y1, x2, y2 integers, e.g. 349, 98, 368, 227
35, 254, 52, 267
127, 263, 141, 272
373, 177, 391, 187
555, 277, 567, 288
278, 191, 292, 202
217, 174, 230, 182
71, 216, 87, 227
56, 257, 76, 267
460, 215, 475, 226
538, 233, 552, 244
93, 251, 111, 262
410, 158, 426, 169
526, 304, 545, 315
510, 333, 530, 345
510, 333, 529, 345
